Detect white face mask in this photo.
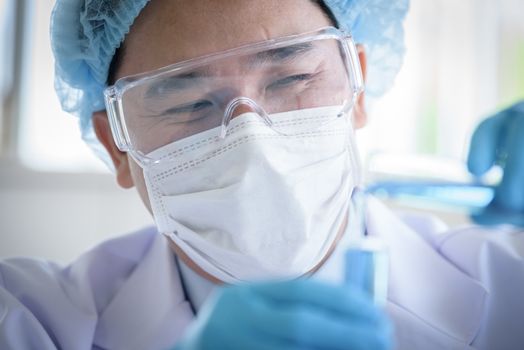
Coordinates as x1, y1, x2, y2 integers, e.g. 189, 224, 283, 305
143, 106, 361, 283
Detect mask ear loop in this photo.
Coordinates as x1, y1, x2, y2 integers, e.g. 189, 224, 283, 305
221, 97, 273, 139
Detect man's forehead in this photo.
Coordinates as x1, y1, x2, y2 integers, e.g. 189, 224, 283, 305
114, 0, 331, 80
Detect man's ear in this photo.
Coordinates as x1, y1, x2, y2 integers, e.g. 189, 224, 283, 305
92, 111, 135, 189
353, 44, 368, 129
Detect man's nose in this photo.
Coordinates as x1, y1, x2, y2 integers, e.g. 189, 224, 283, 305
229, 103, 256, 119
223, 96, 268, 123
220, 96, 271, 138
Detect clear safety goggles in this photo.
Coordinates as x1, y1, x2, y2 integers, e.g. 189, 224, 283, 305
104, 27, 364, 167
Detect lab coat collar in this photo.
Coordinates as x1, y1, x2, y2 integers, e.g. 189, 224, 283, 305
94, 233, 194, 350
366, 197, 487, 345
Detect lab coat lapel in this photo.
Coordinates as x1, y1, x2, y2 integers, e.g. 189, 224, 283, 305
94, 233, 194, 350
366, 197, 487, 345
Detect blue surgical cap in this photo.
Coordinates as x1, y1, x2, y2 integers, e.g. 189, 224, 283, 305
50, 0, 409, 165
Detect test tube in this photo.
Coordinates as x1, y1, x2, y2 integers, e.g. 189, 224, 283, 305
344, 190, 389, 306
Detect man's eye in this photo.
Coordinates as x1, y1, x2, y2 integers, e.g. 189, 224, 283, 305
267, 74, 313, 90
164, 100, 213, 115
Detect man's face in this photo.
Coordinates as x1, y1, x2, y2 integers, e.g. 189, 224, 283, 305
96, 0, 341, 209
92, 0, 367, 280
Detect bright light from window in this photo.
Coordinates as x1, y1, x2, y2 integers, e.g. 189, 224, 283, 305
359, 0, 524, 166
17, 0, 106, 173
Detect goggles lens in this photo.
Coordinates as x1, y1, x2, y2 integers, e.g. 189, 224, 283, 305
106, 29, 362, 164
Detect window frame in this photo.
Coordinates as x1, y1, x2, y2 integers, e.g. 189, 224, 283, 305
1, 0, 32, 159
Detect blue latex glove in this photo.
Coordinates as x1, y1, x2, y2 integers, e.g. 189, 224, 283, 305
175, 279, 392, 350
467, 101, 524, 226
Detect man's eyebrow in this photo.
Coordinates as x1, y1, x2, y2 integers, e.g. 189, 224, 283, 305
143, 42, 315, 98
144, 70, 208, 99
249, 42, 314, 67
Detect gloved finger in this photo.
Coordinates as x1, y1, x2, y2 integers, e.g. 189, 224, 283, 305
250, 279, 382, 322
211, 327, 309, 350
493, 113, 524, 211
284, 313, 391, 350
467, 113, 506, 177
191, 325, 307, 350
190, 287, 307, 350
247, 298, 392, 350
343, 322, 393, 350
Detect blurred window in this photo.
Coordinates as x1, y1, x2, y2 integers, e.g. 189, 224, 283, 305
360, 0, 524, 163
18, 0, 105, 172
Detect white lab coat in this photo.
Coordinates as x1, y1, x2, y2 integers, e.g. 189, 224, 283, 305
0, 197, 523, 349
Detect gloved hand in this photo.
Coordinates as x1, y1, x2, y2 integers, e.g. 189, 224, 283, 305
467, 101, 524, 227
175, 279, 393, 350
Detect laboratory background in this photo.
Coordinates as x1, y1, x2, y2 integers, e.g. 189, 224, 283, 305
0, 0, 523, 264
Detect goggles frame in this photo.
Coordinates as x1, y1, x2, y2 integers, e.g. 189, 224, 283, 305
104, 26, 364, 166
